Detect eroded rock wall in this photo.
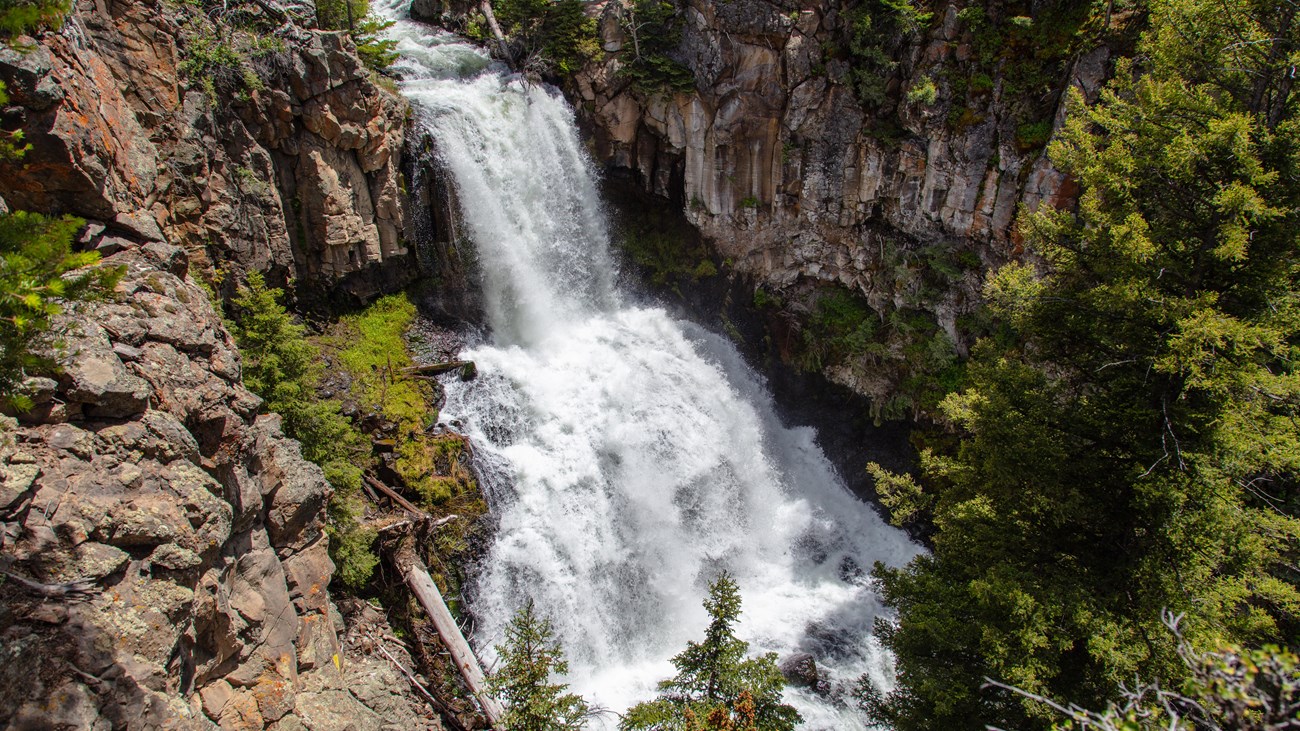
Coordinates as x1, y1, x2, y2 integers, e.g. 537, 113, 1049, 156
0, 244, 439, 730
0, 0, 413, 303
567, 0, 1115, 405
581, 0, 1110, 262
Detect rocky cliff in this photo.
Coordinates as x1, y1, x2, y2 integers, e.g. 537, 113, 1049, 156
0, 0, 414, 305
0, 2, 462, 728
566, 0, 1121, 409
0, 244, 439, 729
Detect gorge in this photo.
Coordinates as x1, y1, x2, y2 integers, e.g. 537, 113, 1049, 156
1, 0, 1296, 730
376, 5, 920, 724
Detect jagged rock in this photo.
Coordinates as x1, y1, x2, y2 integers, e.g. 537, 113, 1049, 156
779, 652, 820, 688
282, 537, 335, 615
0, 462, 38, 509
60, 324, 152, 419
254, 415, 331, 552
574, 0, 1114, 401
0, 0, 415, 296
19, 377, 59, 405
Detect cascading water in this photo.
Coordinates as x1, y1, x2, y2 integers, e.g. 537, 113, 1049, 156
375, 3, 922, 727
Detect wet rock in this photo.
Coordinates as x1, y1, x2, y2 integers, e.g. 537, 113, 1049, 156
779, 652, 820, 688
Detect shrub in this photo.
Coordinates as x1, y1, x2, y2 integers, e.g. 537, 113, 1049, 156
906, 75, 938, 105
354, 15, 399, 71
494, 0, 601, 76
229, 273, 377, 590
0, 0, 70, 38
618, 0, 695, 93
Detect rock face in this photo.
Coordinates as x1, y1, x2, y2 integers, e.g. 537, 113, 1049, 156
573, 0, 1111, 351
0, 0, 414, 304
0, 245, 439, 730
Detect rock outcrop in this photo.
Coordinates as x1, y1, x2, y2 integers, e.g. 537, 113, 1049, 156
0, 0, 414, 304
563, 0, 1117, 406
578, 0, 1110, 292
0, 243, 440, 730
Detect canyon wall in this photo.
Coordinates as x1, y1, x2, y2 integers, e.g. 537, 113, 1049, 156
0, 244, 440, 730
568, 0, 1119, 409
0, 0, 414, 304
0, 2, 451, 728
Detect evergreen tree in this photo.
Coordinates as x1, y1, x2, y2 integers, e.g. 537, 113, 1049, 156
865, 1, 1300, 729
622, 574, 800, 731
0, 0, 71, 37
489, 599, 591, 731
229, 273, 376, 589
0, 212, 121, 409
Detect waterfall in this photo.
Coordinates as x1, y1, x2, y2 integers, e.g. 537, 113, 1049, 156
375, 4, 922, 727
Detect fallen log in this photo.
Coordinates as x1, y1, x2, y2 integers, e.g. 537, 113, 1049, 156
402, 360, 477, 381
376, 642, 471, 731
478, 0, 512, 65
403, 558, 505, 726
364, 474, 427, 519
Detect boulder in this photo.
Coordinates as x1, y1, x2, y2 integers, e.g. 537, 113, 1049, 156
779, 652, 820, 688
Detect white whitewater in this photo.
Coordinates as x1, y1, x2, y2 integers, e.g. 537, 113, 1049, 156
375, 3, 922, 727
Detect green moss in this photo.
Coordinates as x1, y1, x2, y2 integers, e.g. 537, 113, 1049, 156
619, 227, 715, 287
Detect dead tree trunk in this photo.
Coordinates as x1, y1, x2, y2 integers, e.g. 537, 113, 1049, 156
402, 556, 505, 726
479, 0, 513, 66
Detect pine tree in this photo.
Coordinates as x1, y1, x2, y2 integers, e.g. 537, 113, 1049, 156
489, 599, 591, 731
622, 574, 801, 731
865, 1, 1300, 729
0, 212, 121, 409
229, 273, 376, 589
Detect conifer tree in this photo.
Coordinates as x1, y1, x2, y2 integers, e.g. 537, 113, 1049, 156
0, 212, 121, 408
489, 599, 591, 731
622, 574, 800, 731
229, 273, 376, 588
865, 1, 1300, 729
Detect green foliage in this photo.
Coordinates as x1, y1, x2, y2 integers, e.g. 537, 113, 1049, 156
844, 0, 931, 108
0, 83, 28, 162
949, 1, 1106, 138
333, 294, 474, 506
229, 273, 377, 590
0, 0, 70, 37
493, 0, 600, 76
867, 460, 932, 526
867, 2, 1300, 729
354, 15, 399, 72
791, 281, 963, 422
621, 574, 801, 731
751, 287, 781, 310
1003, 615, 1300, 731
619, 226, 715, 288
489, 600, 591, 731
800, 288, 879, 370
906, 75, 938, 106
316, 0, 368, 30
177, 17, 265, 101
1015, 119, 1053, 150
0, 212, 122, 409
618, 0, 694, 93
